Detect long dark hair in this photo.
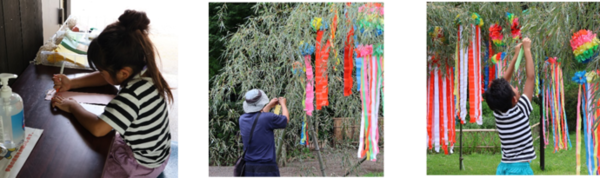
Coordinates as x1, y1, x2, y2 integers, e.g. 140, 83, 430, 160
88, 10, 173, 104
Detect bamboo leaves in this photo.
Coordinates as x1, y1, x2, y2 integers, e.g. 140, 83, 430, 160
210, 3, 383, 165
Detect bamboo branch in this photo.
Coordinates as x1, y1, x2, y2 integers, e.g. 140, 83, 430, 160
308, 112, 326, 176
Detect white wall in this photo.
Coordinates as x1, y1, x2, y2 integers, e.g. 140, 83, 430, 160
41, 0, 61, 41
71, 0, 178, 35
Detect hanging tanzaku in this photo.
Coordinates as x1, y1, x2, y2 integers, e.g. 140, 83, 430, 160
427, 56, 456, 154
542, 57, 572, 153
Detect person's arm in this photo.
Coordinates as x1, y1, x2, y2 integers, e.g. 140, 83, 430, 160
71, 103, 113, 137
280, 100, 289, 123
262, 98, 279, 112
70, 72, 110, 89
503, 43, 522, 81
52, 96, 113, 137
278, 97, 289, 123
522, 38, 535, 100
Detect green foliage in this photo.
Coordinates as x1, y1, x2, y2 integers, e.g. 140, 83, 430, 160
429, 2, 600, 148
209, 3, 257, 86
209, 3, 384, 166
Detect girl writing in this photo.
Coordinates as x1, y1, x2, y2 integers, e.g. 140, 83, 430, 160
51, 10, 173, 178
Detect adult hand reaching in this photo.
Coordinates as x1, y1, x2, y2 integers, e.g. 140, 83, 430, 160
278, 97, 290, 123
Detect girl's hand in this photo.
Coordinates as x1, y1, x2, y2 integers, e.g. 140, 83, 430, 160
51, 95, 79, 113
522, 37, 532, 50
514, 43, 522, 52
53, 74, 72, 91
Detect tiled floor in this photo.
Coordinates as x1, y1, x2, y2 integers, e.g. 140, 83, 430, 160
71, 1, 179, 141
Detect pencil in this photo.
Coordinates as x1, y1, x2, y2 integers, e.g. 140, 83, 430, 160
57, 62, 65, 93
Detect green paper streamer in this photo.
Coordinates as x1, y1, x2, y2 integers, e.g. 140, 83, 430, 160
514, 47, 524, 75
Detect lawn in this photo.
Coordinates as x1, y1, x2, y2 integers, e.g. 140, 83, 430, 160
427, 133, 592, 175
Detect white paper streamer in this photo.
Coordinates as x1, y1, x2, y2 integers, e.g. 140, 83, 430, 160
460, 26, 468, 123
476, 25, 483, 125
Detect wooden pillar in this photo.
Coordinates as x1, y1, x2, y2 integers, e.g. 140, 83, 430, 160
0, 0, 43, 78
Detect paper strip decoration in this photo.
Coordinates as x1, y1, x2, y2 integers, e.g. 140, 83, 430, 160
427, 59, 434, 149
273, 105, 281, 114
560, 68, 572, 150
483, 40, 489, 92
573, 70, 586, 174
301, 44, 315, 116
355, 43, 383, 161
317, 40, 331, 109
344, 26, 355, 96
488, 40, 496, 89
300, 115, 309, 147
576, 77, 583, 175
468, 24, 483, 125
542, 58, 572, 153
425, 85, 429, 150
357, 47, 367, 158
489, 23, 504, 47
459, 26, 468, 124
315, 29, 324, 110
579, 70, 600, 175
476, 24, 483, 125
507, 12, 521, 40
570, 30, 599, 63
584, 82, 592, 174
426, 56, 455, 154
300, 42, 315, 147
454, 26, 460, 122
313, 16, 331, 111
450, 68, 457, 154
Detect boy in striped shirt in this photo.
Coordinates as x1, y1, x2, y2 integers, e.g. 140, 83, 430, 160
484, 37, 536, 175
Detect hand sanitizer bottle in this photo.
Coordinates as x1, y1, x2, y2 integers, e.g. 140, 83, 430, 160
0, 74, 24, 151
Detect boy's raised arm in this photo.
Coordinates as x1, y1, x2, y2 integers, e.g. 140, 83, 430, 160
522, 38, 535, 101
503, 43, 522, 81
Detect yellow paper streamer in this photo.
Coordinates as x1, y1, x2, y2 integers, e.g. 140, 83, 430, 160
273, 105, 281, 115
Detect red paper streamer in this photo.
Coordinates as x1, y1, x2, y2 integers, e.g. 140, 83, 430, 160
489, 40, 495, 88
315, 30, 324, 110
440, 66, 452, 155
325, 41, 331, 106
427, 62, 434, 149
468, 42, 476, 123
344, 27, 355, 96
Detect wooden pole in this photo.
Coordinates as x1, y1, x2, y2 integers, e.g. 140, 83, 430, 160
308, 110, 326, 176
459, 118, 464, 171
343, 157, 367, 177
539, 74, 545, 171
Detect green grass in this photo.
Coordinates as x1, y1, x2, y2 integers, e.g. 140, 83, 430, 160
427, 133, 591, 175
362, 172, 383, 177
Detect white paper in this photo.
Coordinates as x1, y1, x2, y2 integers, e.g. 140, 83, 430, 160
80, 103, 106, 116
0, 127, 44, 178
45, 89, 115, 105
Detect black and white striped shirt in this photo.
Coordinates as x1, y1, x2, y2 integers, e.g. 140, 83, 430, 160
493, 94, 536, 163
100, 72, 171, 168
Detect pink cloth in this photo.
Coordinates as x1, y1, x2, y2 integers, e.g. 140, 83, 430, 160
102, 134, 169, 178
